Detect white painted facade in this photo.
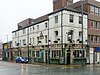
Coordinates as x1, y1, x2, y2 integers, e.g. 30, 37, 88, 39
89, 48, 94, 64
12, 9, 88, 64
12, 10, 87, 47
49, 10, 87, 44
95, 52, 100, 64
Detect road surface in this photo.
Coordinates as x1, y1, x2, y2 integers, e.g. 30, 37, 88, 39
0, 61, 100, 75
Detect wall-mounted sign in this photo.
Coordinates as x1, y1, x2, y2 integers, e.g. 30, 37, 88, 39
4, 45, 7, 49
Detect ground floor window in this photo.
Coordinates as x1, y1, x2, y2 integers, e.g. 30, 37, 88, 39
32, 51, 35, 57
73, 50, 84, 58
14, 51, 18, 56
22, 51, 28, 57
51, 50, 61, 59
32, 50, 39, 58
36, 51, 39, 57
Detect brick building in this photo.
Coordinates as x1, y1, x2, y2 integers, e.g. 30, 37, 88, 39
53, 0, 73, 11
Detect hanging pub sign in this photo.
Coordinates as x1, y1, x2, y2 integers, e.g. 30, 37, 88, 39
40, 31, 44, 39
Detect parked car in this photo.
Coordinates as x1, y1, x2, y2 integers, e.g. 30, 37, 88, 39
15, 57, 28, 63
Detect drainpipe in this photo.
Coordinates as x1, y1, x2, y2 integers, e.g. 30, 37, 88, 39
48, 19, 50, 64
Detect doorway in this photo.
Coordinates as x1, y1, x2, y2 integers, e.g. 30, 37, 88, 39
45, 50, 48, 63
11, 51, 13, 61
67, 52, 70, 65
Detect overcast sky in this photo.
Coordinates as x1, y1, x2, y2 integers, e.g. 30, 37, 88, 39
0, 0, 99, 43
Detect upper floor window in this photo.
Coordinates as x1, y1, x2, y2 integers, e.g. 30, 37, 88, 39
79, 16, 82, 24
37, 25, 39, 30
37, 37, 39, 44
68, 30, 73, 43
95, 22, 100, 30
90, 35, 94, 43
90, 5, 94, 15
30, 27, 31, 33
23, 29, 26, 34
30, 38, 31, 45
45, 35, 47, 43
32, 26, 35, 31
55, 15, 58, 23
55, 31, 58, 40
99, 9, 100, 16
23, 39, 26, 45
69, 14, 74, 23
98, 22, 100, 30
90, 20, 94, 29
95, 7, 99, 16
33, 37, 34, 44
95, 36, 98, 43
55, 31, 58, 37
45, 22, 48, 28
79, 31, 82, 41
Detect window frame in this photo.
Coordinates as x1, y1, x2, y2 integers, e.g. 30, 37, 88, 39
55, 15, 58, 23
73, 50, 84, 58
23, 39, 26, 45
90, 5, 95, 15
79, 16, 82, 24
95, 7, 99, 16
37, 37, 39, 44
69, 14, 74, 23
30, 27, 32, 33
51, 50, 61, 59
37, 25, 39, 30
90, 20, 94, 29
45, 35, 47, 43
23, 29, 26, 34
90, 35, 94, 43
30, 38, 31, 44
99, 8, 100, 16
45, 22, 48, 28
33, 37, 34, 44
79, 31, 82, 41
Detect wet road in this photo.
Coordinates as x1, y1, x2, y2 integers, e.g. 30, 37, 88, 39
0, 61, 100, 75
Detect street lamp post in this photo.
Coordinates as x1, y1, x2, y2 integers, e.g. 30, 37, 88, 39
48, 19, 50, 64
81, 0, 84, 66
61, 10, 64, 64
27, 27, 30, 63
